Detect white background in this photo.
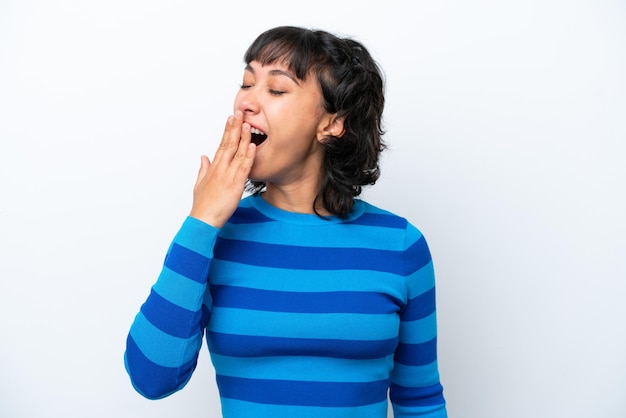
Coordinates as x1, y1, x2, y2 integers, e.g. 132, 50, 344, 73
1, 1, 625, 417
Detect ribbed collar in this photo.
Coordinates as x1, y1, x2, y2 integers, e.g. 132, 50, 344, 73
248, 193, 366, 226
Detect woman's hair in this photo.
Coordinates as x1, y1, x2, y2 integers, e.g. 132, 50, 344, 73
244, 26, 386, 218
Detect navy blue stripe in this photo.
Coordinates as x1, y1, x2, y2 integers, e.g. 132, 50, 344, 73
216, 375, 389, 407
164, 243, 210, 283
208, 331, 398, 360
140, 289, 203, 339
349, 212, 407, 229
390, 382, 445, 407
394, 338, 438, 366
211, 285, 400, 314
403, 235, 432, 275
214, 237, 430, 275
402, 288, 436, 321
125, 335, 197, 400
228, 206, 274, 224
200, 303, 211, 329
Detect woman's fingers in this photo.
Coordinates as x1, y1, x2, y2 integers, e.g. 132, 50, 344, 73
233, 123, 256, 183
212, 111, 243, 166
193, 155, 210, 192
213, 111, 255, 181
189, 112, 256, 228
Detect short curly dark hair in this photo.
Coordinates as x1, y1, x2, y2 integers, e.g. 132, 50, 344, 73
243, 26, 386, 218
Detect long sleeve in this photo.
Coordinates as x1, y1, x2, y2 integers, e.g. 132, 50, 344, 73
124, 216, 219, 399
389, 225, 447, 417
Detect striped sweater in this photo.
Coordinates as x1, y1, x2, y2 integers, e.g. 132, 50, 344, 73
125, 194, 447, 417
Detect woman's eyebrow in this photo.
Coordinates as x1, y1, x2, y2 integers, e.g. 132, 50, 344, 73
268, 69, 300, 85
244, 64, 300, 85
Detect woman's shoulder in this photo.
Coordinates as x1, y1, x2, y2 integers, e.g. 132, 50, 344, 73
354, 200, 427, 241
354, 200, 411, 226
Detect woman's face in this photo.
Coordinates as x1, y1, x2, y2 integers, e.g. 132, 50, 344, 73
234, 60, 331, 187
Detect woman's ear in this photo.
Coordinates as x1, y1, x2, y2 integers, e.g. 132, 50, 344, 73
317, 113, 345, 142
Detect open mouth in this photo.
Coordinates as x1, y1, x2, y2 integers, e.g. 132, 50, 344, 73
250, 127, 268, 146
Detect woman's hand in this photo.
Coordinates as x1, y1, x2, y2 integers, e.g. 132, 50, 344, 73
189, 110, 256, 228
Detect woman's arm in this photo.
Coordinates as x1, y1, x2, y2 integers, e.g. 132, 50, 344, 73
125, 111, 255, 398
124, 217, 218, 399
390, 225, 448, 417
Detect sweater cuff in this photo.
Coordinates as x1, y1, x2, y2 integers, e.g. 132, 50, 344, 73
172, 216, 220, 257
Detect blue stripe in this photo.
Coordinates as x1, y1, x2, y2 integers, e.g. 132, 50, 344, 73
210, 285, 400, 314
399, 312, 437, 344
229, 206, 274, 224
210, 353, 394, 382
220, 222, 407, 251
216, 375, 389, 407
220, 397, 388, 418
210, 259, 403, 292
403, 235, 432, 276
141, 289, 204, 338
208, 308, 398, 340
405, 261, 436, 298
394, 338, 438, 366
208, 331, 397, 360
389, 382, 445, 407
164, 243, 210, 283
402, 287, 436, 321
348, 212, 407, 229
125, 335, 196, 400
129, 313, 203, 367
174, 216, 219, 254
391, 361, 441, 388
214, 237, 428, 275
152, 269, 207, 311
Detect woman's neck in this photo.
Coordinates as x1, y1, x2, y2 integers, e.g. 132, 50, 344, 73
262, 182, 330, 216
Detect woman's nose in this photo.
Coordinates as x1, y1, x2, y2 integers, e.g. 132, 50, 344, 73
237, 89, 260, 114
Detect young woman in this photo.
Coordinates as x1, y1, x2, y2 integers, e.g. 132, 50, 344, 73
125, 26, 448, 418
